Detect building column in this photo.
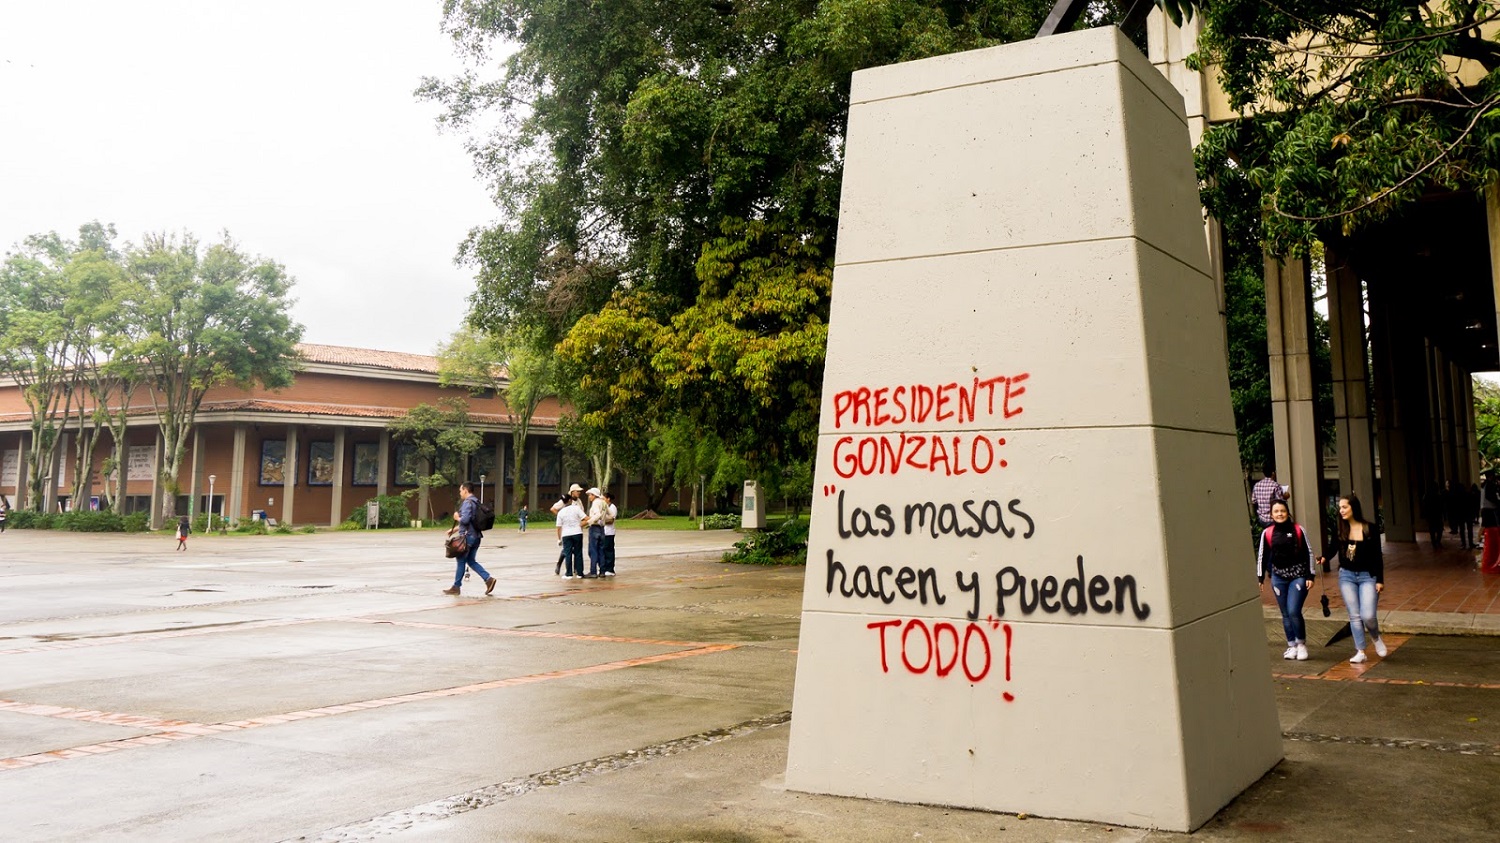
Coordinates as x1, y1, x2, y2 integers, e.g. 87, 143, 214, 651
17, 432, 31, 511
534, 432, 546, 504
189, 427, 203, 519
1465, 374, 1483, 478
377, 429, 390, 497
230, 424, 247, 525
44, 431, 65, 514
1449, 361, 1471, 484
1265, 254, 1326, 543
1325, 247, 1377, 511
495, 437, 507, 514
282, 425, 300, 526
330, 427, 347, 527
1370, 283, 1416, 540
149, 429, 165, 530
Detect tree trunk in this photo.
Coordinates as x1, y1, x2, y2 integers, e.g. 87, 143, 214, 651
511, 427, 529, 508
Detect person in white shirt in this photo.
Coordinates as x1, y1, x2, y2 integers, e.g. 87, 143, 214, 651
601, 491, 618, 576
555, 484, 587, 579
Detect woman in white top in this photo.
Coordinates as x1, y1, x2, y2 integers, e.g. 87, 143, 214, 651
601, 490, 618, 576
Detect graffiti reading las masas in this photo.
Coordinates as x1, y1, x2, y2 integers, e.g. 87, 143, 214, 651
822, 371, 1152, 703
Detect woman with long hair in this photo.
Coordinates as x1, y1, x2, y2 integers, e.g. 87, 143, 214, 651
1319, 493, 1386, 663
1257, 500, 1316, 660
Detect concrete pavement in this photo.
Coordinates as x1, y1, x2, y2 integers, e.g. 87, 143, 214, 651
1, 527, 1497, 841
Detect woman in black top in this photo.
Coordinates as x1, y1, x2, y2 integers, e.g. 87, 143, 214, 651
1257, 500, 1316, 660
1318, 493, 1385, 664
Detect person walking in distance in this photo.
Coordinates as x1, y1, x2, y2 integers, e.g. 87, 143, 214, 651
583, 487, 606, 578
1321, 494, 1386, 663
445, 482, 497, 596
518, 504, 528, 533
556, 484, 586, 579
175, 515, 190, 551
601, 490, 618, 576
0, 495, 9, 533
1257, 500, 1316, 661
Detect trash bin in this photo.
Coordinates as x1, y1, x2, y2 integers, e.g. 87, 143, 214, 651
251, 509, 266, 522
742, 480, 766, 530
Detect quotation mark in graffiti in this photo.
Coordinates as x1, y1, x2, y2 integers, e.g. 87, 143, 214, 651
997, 437, 1008, 469
822, 485, 837, 496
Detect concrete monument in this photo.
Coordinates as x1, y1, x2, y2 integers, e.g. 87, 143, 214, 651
784, 27, 1283, 832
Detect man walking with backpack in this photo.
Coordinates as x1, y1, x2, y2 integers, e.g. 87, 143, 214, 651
445, 482, 497, 596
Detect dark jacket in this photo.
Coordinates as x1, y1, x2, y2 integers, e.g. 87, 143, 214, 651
1327, 526, 1383, 585
458, 496, 481, 543
1257, 521, 1316, 582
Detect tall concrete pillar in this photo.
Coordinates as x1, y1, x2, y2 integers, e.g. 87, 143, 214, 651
189, 427, 203, 518
1265, 254, 1325, 543
230, 424, 247, 525
1449, 361, 1471, 484
785, 29, 1280, 832
527, 436, 539, 512
376, 429, 390, 498
495, 438, 507, 514
149, 429, 165, 529
1370, 284, 1416, 540
44, 431, 64, 514
1325, 247, 1376, 514
330, 427, 347, 527
282, 425, 300, 526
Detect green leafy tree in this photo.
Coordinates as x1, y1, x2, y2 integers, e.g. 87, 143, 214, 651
424, 0, 1062, 486
388, 398, 484, 521
124, 233, 303, 526
1475, 377, 1500, 465
437, 329, 555, 508
0, 226, 106, 511
1165, 0, 1500, 253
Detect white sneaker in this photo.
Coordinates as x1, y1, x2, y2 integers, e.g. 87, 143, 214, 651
1282, 646, 1297, 660
604, 571, 615, 577
1350, 651, 1367, 664
1295, 644, 1309, 660
1374, 637, 1388, 657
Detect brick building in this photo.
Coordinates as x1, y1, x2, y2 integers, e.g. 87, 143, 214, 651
0, 344, 575, 527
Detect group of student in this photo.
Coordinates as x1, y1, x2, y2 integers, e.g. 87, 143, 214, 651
1252, 468, 1385, 665
551, 483, 617, 579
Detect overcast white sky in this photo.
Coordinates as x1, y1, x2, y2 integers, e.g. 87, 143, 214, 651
0, 1, 500, 356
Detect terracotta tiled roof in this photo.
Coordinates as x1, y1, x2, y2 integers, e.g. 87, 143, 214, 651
0, 401, 559, 428
296, 343, 440, 374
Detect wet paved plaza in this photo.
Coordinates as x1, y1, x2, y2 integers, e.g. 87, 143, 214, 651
1, 528, 1497, 842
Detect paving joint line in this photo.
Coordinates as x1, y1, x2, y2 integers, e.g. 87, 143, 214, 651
0, 644, 740, 772
284, 711, 793, 842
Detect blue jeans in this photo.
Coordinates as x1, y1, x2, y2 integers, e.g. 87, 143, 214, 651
1338, 569, 1382, 651
602, 533, 615, 573
1270, 574, 1310, 644
519, 515, 527, 532
562, 533, 584, 576
587, 525, 605, 575
452, 534, 490, 589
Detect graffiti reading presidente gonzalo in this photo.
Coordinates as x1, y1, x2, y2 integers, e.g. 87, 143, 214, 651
819, 371, 1152, 702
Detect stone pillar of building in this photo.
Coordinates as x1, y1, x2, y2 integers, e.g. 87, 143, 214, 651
1426, 341, 1451, 487
330, 427, 347, 527
149, 429, 165, 530
1325, 247, 1377, 514
527, 436, 539, 512
230, 424, 247, 525
495, 438, 507, 514
17, 433, 32, 511
377, 429, 390, 498
1465, 374, 1483, 478
44, 431, 64, 514
1450, 361, 1471, 484
1265, 253, 1326, 544
282, 425, 300, 526
1370, 284, 1416, 540
189, 427, 203, 519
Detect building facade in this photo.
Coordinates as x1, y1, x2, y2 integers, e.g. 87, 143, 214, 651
0, 344, 576, 527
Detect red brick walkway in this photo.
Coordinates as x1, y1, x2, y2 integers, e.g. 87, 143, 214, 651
1261, 532, 1500, 615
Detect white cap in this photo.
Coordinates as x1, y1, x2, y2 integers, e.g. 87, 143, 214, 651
587, 487, 601, 497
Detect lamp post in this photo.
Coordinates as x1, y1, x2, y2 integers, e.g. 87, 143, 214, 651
479, 474, 486, 505
208, 474, 216, 532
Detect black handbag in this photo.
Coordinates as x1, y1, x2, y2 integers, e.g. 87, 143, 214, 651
445, 532, 468, 558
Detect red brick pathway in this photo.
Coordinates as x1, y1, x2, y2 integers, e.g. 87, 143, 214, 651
1260, 533, 1500, 615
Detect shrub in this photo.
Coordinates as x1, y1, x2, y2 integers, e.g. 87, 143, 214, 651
298, 525, 317, 534
273, 524, 294, 535
122, 512, 150, 533
56, 511, 126, 532
723, 519, 809, 566
702, 513, 740, 529
234, 519, 269, 535
8, 510, 55, 529
344, 495, 412, 529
